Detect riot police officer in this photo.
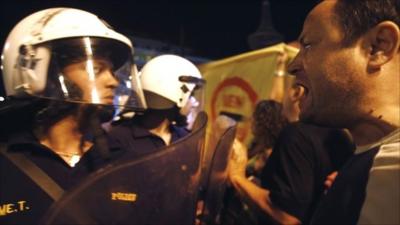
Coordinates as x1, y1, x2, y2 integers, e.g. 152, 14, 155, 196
109, 54, 205, 157
40, 55, 208, 225
0, 8, 145, 224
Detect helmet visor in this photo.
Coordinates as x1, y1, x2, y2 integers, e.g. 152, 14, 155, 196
179, 76, 206, 130
33, 37, 146, 111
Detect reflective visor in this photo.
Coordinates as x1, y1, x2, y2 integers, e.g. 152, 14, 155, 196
34, 37, 146, 111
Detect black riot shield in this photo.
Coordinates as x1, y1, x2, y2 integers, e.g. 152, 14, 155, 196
0, 97, 49, 140
41, 112, 208, 225
198, 115, 237, 225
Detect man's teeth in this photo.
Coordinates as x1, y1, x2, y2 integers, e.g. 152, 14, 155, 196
296, 83, 308, 96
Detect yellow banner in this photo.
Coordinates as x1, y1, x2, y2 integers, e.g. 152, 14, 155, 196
199, 43, 298, 145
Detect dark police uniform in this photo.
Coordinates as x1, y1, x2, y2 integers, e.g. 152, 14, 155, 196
108, 121, 189, 158
0, 131, 124, 224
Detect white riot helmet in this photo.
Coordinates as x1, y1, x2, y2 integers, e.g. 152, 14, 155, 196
139, 54, 204, 111
1, 8, 145, 110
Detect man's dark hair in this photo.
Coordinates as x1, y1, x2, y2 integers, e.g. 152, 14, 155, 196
333, 0, 400, 46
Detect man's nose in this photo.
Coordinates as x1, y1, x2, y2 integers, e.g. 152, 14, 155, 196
287, 53, 302, 76
106, 70, 119, 88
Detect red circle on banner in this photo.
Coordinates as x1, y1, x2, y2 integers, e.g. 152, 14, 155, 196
210, 77, 258, 121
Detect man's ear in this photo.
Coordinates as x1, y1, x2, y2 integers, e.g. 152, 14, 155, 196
367, 21, 400, 70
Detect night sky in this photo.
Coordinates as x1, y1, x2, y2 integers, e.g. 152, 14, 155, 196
0, 0, 317, 95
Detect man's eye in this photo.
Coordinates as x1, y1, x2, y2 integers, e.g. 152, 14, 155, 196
303, 43, 312, 49
93, 67, 102, 74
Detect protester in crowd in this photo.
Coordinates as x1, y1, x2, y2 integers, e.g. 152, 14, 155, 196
221, 99, 288, 225
227, 31, 356, 225
287, 0, 399, 224
246, 100, 288, 178
228, 117, 354, 224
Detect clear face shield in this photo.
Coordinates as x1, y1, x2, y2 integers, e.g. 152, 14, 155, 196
13, 37, 146, 112
179, 75, 206, 130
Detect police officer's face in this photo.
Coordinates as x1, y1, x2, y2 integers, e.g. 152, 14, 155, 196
62, 58, 119, 105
